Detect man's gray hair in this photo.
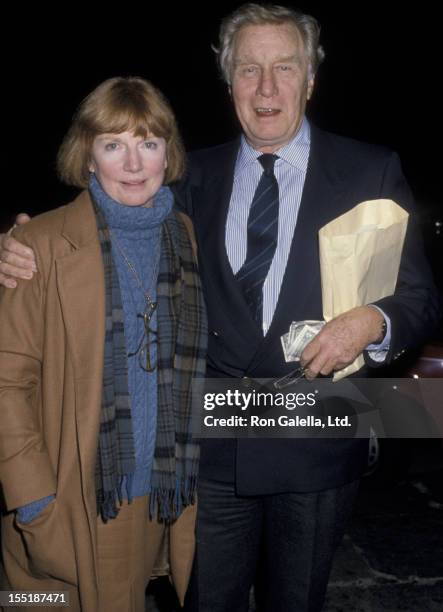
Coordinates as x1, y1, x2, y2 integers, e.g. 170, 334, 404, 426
214, 3, 325, 84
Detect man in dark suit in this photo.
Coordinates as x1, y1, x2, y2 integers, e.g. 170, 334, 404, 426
0, 4, 440, 611
175, 4, 439, 611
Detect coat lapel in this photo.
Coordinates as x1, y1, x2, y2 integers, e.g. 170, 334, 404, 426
55, 192, 105, 499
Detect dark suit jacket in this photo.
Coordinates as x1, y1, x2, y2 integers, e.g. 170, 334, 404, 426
173, 124, 440, 494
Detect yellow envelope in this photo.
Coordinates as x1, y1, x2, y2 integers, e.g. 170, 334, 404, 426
319, 199, 409, 380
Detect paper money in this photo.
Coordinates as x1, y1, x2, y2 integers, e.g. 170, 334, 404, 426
281, 320, 325, 362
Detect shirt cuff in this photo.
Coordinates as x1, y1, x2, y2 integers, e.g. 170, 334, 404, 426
16, 495, 55, 524
365, 305, 391, 362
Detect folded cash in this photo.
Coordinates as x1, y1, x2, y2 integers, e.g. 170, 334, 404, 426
281, 320, 325, 362
281, 330, 294, 362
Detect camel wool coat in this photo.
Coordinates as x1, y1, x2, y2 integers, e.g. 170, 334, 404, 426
0, 192, 197, 611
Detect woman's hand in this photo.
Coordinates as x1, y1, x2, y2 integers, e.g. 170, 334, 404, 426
0, 214, 36, 288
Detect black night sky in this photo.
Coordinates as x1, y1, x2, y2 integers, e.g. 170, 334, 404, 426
4, 2, 442, 289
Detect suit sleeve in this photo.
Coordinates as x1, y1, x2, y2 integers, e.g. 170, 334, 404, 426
366, 152, 441, 366
172, 154, 201, 218
0, 227, 56, 511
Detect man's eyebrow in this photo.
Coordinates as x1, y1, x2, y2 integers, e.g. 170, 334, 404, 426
276, 54, 301, 64
233, 56, 256, 66
233, 54, 301, 65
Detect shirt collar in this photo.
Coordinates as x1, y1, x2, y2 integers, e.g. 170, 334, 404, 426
236, 116, 311, 175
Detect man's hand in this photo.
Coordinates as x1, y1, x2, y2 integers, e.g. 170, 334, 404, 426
300, 306, 385, 379
0, 214, 35, 288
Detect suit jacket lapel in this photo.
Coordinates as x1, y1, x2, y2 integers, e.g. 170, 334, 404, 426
194, 140, 262, 344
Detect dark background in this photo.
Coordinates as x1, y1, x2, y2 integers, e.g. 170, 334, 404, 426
3, 2, 441, 289
2, 6, 443, 604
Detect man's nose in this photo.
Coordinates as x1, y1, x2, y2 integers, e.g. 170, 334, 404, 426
257, 68, 278, 98
124, 147, 143, 172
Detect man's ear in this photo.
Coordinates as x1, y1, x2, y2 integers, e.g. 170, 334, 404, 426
307, 74, 315, 101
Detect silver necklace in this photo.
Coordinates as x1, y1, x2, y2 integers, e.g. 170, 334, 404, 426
109, 229, 160, 372
109, 229, 159, 312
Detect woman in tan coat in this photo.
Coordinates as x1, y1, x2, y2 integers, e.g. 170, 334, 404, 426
0, 77, 207, 611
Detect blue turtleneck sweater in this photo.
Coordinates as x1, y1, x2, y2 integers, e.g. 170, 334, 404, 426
17, 177, 173, 523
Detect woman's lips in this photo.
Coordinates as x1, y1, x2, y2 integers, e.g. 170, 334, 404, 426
120, 180, 147, 187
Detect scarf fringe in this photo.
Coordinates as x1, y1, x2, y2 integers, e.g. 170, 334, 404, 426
99, 491, 120, 523
98, 473, 135, 522
149, 474, 198, 523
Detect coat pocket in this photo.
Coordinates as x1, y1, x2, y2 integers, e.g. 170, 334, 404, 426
16, 499, 78, 585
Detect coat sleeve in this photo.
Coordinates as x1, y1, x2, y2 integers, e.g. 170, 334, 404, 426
0, 226, 56, 511
367, 152, 442, 365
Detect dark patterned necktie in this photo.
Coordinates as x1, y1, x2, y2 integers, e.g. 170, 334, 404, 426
235, 153, 279, 325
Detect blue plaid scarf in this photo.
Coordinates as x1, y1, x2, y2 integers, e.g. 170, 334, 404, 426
92, 200, 207, 522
